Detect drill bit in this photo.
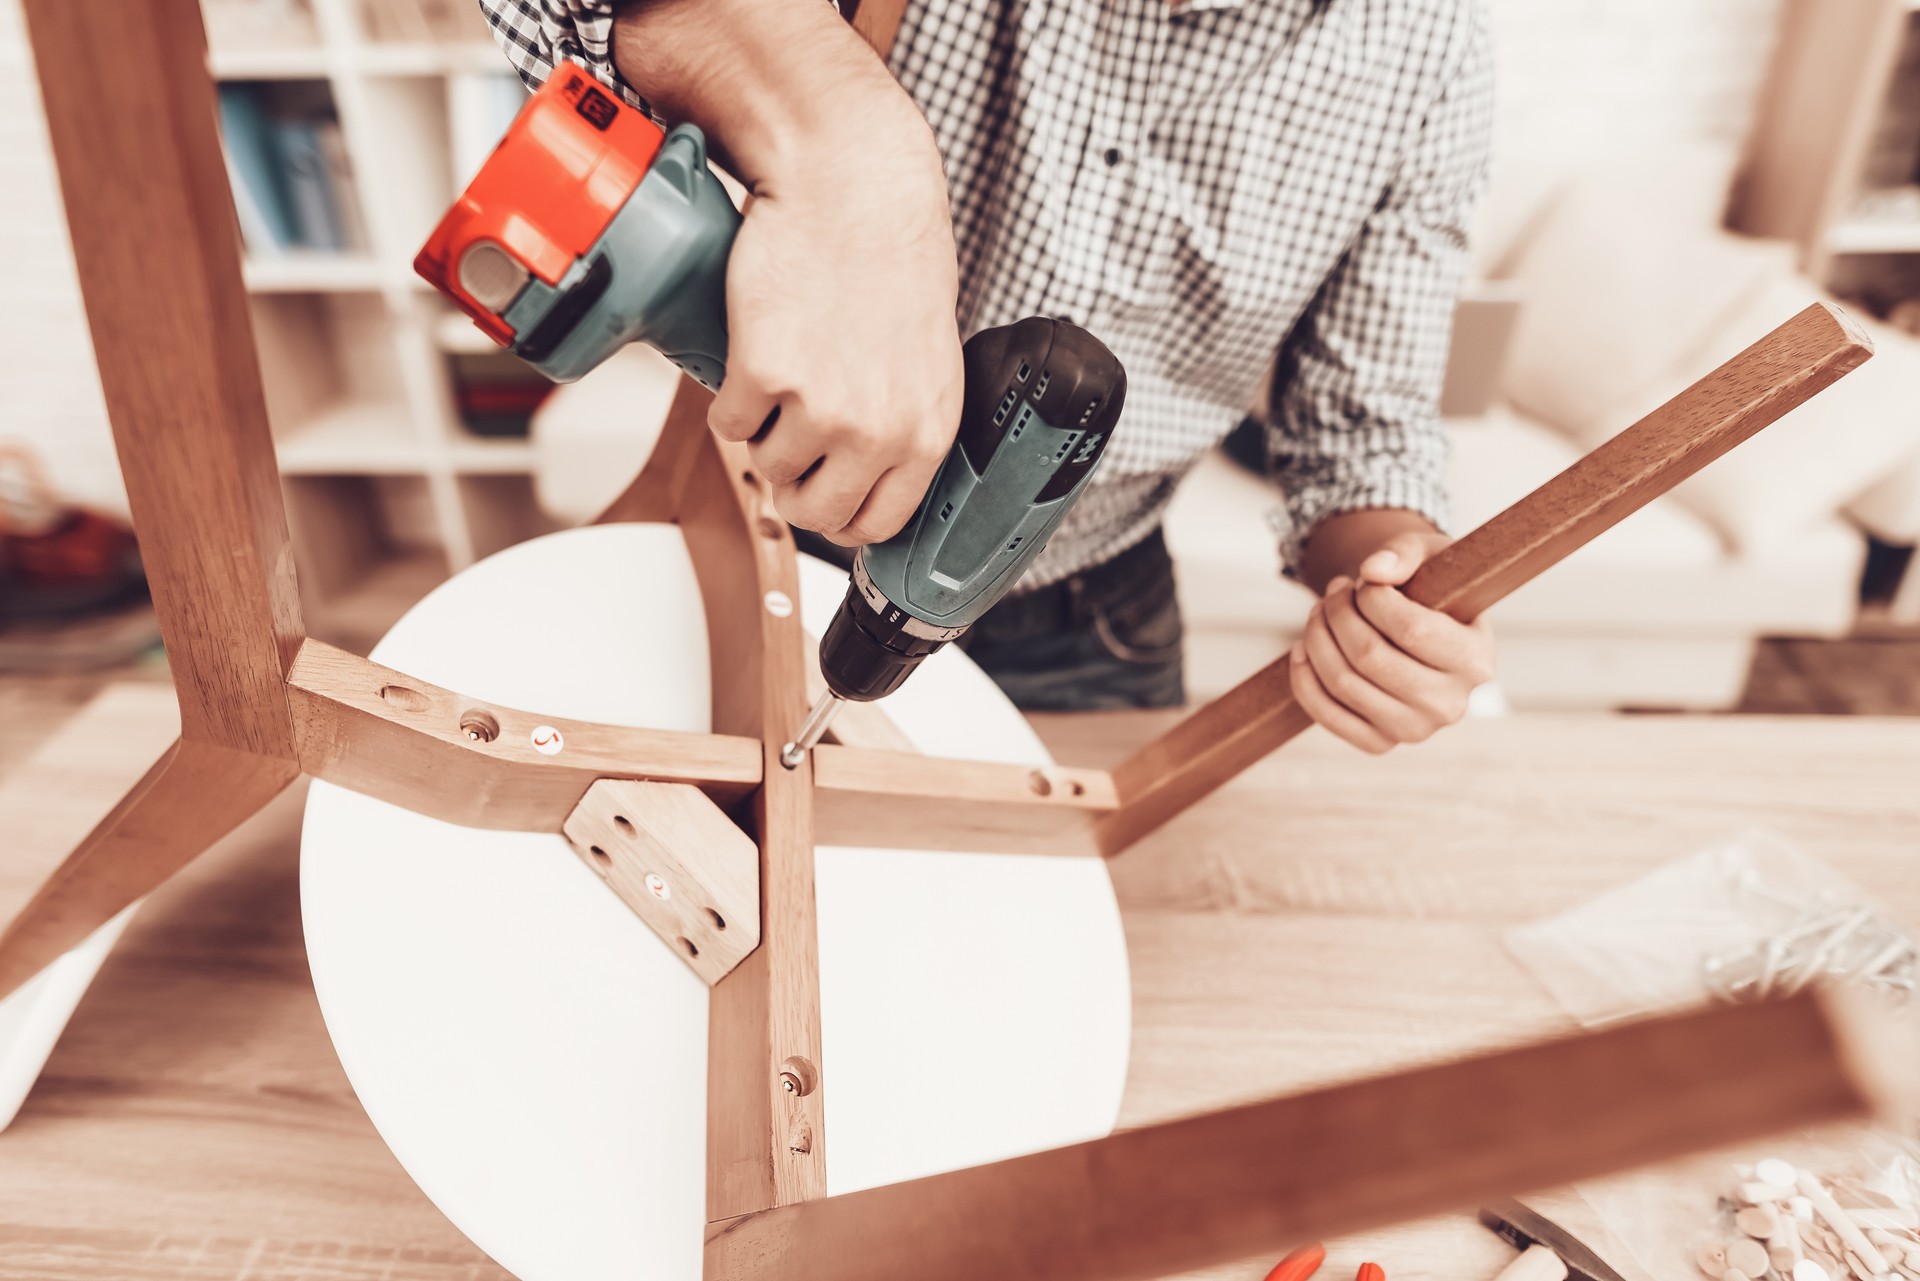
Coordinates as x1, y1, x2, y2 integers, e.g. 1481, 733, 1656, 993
779, 691, 844, 769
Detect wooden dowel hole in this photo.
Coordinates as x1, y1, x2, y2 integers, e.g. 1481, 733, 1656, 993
586, 845, 610, 873
613, 815, 635, 835
459, 710, 499, 744
1028, 770, 1053, 797
679, 937, 699, 958
378, 683, 431, 712
1067, 778, 1086, 797
707, 908, 727, 931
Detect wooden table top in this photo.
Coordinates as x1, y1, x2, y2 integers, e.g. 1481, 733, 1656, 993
3, 689, 1918, 1280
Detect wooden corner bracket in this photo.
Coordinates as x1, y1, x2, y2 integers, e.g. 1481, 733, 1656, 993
14, 0, 1884, 1275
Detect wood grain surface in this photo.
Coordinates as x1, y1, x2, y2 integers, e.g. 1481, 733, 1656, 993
562, 779, 763, 986
287, 640, 763, 828
5, 690, 1918, 1280
704, 994, 1879, 1281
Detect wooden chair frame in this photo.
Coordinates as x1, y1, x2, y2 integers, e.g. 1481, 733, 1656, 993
12, 3, 1903, 1279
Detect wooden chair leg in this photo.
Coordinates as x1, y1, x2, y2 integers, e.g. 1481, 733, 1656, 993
0, 739, 297, 1002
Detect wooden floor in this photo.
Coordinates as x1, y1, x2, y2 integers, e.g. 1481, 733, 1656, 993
1, 636, 1917, 1278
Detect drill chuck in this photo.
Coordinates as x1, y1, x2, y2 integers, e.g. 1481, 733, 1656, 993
819, 555, 965, 702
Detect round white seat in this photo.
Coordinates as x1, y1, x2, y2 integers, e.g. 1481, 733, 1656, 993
300, 524, 1132, 1281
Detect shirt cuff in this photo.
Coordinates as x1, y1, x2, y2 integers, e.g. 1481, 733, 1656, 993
1272, 464, 1453, 581
483, 0, 655, 118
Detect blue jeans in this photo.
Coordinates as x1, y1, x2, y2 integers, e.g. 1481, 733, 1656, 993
793, 526, 1186, 711
957, 528, 1186, 711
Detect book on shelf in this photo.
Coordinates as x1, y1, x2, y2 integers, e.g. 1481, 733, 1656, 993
218, 85, 369, 258
219, 85, 298, 254
449, 72, 531, 185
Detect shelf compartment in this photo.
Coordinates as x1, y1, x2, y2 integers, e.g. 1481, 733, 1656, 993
354, 75, 455, 258
449, 437, 537, 474
244, 251, 385, 292
277, 400, 431, 475
458, 474, 562, 560
284, 474, 450, 651
251, 292, 425, 462
208, 45, 332, 80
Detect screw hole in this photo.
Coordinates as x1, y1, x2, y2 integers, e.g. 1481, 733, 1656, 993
779, 1056, 818, 1097
707, 908, 727, 931
459, 710, 500, 744
1028, 769, 1053, 797
613, 815, 634, 835
756, 514, 785, 540
1068, 778, 1086, 797
587, 845, 610, 873
741, 470, 758, 487
679, 937, 699, 958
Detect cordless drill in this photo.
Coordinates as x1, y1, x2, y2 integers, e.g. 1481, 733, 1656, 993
415, 64, 1127, 760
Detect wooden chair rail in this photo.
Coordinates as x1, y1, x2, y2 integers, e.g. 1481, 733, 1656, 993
704, 991, 1902, 1281
287, 639, 764, 829
1097, 301, 1874, 856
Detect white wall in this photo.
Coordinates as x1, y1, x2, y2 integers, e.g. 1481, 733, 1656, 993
0, 0, 125, 515
0, 0, 1789, 516
1488, 0, 1783, 157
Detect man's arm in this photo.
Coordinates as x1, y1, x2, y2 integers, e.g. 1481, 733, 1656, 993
478, 0, 963, 545
1269, 4, 1497, 753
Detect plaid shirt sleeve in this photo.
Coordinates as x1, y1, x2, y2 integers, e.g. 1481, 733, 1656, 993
1265, 3, 1494, 575
477, 0, 653, 114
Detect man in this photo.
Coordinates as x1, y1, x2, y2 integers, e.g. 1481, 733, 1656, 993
479, 0, 1496, 752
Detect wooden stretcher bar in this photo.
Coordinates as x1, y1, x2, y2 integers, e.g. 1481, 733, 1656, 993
703, 991, 1910, 1281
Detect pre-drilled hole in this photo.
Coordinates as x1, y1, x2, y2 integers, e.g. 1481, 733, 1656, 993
459, 710, 499, 743
757, 515, 785, 540
679, 937, 699, 958
1028, 769, 1053, 797
741, 470, 758, 487
707, 908, 727, 930
1068, 779, 1086, 796
587, 845, 610, 873
379, 684, 431, 712
779, 1056, 818, 1097
613, 815, 634, 835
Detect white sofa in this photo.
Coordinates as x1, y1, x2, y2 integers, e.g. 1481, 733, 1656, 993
1167, 148, 1920, 709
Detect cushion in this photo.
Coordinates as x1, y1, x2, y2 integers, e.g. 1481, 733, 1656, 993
1560, 276, 1920, 555
1500, 151, 1796, 445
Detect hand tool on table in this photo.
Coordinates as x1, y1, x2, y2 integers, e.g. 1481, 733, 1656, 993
1482, 1199, 1635, 1281
414, 62, 1128, 767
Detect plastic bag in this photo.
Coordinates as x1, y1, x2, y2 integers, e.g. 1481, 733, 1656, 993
1504, 829, 1913, 1028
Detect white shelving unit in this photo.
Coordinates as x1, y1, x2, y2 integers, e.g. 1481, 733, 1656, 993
209, 0, 559, 650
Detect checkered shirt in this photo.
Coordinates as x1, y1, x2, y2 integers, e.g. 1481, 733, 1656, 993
478, 0, 1493, 585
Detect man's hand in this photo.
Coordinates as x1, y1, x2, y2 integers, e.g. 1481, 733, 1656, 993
1290, 518, 1495, 754
710, 138, 963, 545
611, 0, 964, 546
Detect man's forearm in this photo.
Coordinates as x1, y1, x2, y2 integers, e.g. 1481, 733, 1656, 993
1298, 508, 1443, 594
610, 0, 929, 188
